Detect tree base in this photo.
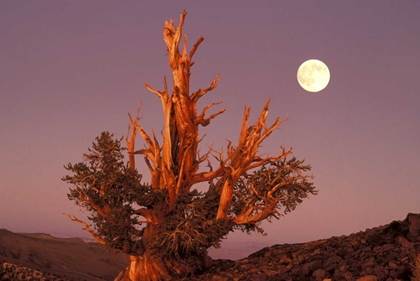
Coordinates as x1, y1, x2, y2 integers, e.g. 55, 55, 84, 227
114, 253, 209, 281
115, 254, 170, 281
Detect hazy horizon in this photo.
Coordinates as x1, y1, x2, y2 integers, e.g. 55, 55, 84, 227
1, 1, 419, 249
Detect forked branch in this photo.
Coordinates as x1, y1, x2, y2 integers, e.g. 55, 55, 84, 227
64, 214, 105, 244
216, 100, 288, 220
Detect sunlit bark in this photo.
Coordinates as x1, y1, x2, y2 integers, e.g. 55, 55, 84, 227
128, 11, 224, 209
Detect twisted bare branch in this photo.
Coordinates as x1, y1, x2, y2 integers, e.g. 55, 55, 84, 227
64, 214, 105, 244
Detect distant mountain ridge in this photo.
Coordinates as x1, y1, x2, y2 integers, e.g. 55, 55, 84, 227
0, 228, 126, 281
1, 213, 420, 281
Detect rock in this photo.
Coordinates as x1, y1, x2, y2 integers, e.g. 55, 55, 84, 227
356, 275, 377, 281
397, 236, 414, 248
253, 273, 268, 281
301, 259, 322, 275
203, 254, 214, 268
312, 268, 327, 281
342, 271, 353, 280
323, 255, 343, 271
408, 213, 420, 242
361, 257, 375, 271
211, 276, 228, 281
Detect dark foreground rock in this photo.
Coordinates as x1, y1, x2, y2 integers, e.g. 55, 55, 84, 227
0, 261, 70, 281
189, 213, 420, 281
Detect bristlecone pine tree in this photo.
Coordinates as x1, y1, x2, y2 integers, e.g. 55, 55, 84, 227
62, 11, 317, 281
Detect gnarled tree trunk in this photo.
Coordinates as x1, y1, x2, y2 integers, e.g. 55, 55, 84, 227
115, 253, 199, 281
114, 222, 198, 281
115, 254, 170, 281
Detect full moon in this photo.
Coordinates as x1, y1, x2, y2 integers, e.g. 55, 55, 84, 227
297, 59, 330, 92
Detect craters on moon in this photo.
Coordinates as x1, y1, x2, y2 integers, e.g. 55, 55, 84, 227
297, 59, 330, 92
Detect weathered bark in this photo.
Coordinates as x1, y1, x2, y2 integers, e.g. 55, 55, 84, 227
115, 254, 170, 281
131, 11, 224, 210
215, 100, 289, 220
114, 221, 198, 281
115, 252, 200, 281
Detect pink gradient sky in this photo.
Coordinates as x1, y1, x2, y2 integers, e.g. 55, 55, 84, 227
1, 1, 419, 248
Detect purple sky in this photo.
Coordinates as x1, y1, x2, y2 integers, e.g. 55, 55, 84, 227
1, 1, 420, 249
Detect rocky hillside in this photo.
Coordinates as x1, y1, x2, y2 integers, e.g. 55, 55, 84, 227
190, 213, 420, 281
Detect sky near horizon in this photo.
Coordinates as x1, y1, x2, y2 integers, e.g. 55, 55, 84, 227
1, 1, 420, 249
